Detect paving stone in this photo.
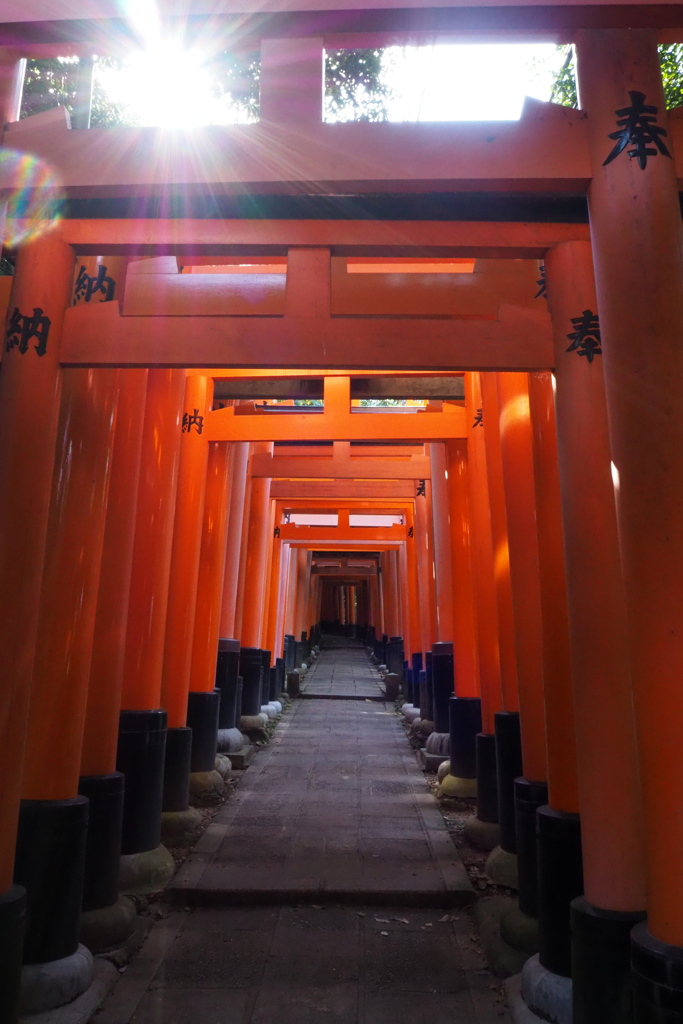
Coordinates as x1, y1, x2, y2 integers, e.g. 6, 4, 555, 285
99, 642, 509, 1024
131, 988, 252, 1024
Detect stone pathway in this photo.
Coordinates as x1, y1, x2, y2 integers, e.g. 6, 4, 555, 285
97, 643, 511, 1024
300, 642, 384, 699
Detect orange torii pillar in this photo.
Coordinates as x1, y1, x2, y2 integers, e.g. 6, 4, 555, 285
219, 440, 249, 640
240, 441, 273, 652
0, 235, 73, 1019
190, 441, 236, 761
237, 442, 274, 724
233, 447, 254, 642
489, 372, 548, 899
404, 510, 423, 664
429, 444, 455, 643
576, 32, 683, 1019
439, 438, 481, 795
161, 374, 223, 826
415, 478, 437, 669
524, 371, 581, 1000
15, 367, 119, 1009
264, 516, 286, 693
547, 240, 646, 1024
480, 373, 522, 880
79, 369, 147, 955
117, 369, 185, 893
463, 372, 504, 847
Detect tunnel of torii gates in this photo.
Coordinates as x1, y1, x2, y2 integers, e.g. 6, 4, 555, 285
3, 4, 683, 1024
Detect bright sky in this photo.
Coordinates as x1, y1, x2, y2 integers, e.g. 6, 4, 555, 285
95, 41, 566, 128
382, 44, 564, 121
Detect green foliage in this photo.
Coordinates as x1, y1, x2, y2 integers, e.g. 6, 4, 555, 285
21, 56, 139, 126
21, 56, 79, 119
324, 49, 391, 122
659, 44, 683, 109
204, 50, 260, 123
551, 42, 683, 109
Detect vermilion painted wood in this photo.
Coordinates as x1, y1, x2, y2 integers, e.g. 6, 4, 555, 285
546, 239, 646, 914
0, 235, 73, 889
496, 372, 547, 783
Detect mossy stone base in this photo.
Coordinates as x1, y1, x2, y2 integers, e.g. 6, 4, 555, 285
464, 816, 501, 851
215, 754, 233, 779
189, 769, 226, 807
485, 845, 519, 890
437, 760, 452, 783
500, 902, 540, 954
119, 844, 175, 896
161, 806, 202, 839
439, 773, 477, 799
79, 895, 136, 954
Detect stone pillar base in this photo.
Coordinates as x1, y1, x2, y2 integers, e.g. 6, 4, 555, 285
118, 845, 175, 896
21, 944, 93, 1015
464, 817, 500, 851
79, 895, 136, 954
485, 845, 518, 889
189, 769, 226, 807
521, 953, 572, 1024
161, 807, 202, 840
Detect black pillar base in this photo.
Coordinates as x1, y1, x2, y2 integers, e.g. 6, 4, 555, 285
0, 885, 25, 1024
162, 726, 192, 812
632, 922, 683, 1024
515, 777, 548, 919
449, 696, 482, 780
187, 690, 220, 773
424, 651, 434, 721
239, 647, 264, 716
537, 805, 583, 977
215, 638, 240, 729
268, 666, 279, 703
571, 897, 645, 1024
14, 796, 88, 964
431, 642, 454, 734
475, 732, 499, 823
117, 709, 167, 856
494, 711, 523, 854
260, 651, 272, 706
276, 657, 285, 695
77, 772, 124, 912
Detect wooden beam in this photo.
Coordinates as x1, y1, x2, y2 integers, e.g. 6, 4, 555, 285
4, 102, 591, 196
270, 481, 417, 498
57, 218, 590, 259
61, 300, 553, 371
254, 455, 431, 479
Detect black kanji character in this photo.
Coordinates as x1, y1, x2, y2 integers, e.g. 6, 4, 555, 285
274, 526, 281, 538
566, 309, 602, 363
416, 479, 426, 497
535, 264, 547, 300
182, 408, 204, 434
472, 408, 484, 428
407, 525, 414, 538
604, 91, 671, 170
5, 306, 51, 357
73, 264, 116, 304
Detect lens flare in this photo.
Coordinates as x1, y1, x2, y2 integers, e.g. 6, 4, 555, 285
0, 150, 64, 248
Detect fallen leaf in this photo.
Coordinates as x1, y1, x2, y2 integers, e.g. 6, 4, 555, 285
392, 917, 409, 924
311, 905, 323, 910
439, 914, 452, 923
374, 917, 390, 923
381, 931, 389, 936
357, 911, 366, 917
